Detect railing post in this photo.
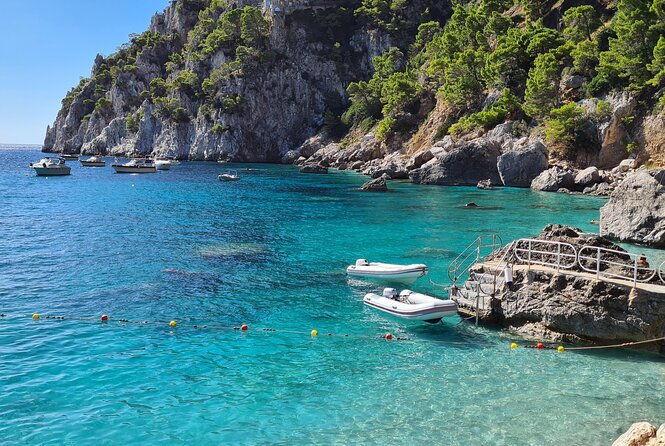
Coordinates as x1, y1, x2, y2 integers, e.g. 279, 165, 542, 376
633, 257, 638, 287
475, 289, 480, 326
596, 248, 601, 279
556, 244, 561, 272
528, 240, 532, 268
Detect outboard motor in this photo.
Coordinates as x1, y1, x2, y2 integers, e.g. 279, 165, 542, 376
382, 288, 397, 300
355, 259, 369, 267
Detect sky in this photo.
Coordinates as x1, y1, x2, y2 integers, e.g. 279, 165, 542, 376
0, 0, 169, 144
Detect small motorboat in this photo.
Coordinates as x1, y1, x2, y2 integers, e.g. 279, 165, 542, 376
80, 155, 106, 167
112, 158, 156, 173
364, 288, 458, 323
29, 157, 71, 176
218, 170, 240, 181
155, 159, 171, 170
61, 154, 79, 160
346, 259, 428, 284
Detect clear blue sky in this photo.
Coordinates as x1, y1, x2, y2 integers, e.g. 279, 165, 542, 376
0, 0, 168, 144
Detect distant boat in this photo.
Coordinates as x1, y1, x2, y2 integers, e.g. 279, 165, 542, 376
29, 157, 71, 176
60, 154, 79, 160
112, 158, 156, 174
364, 288, 457, 324
346, 259, 428, 284
80, 156, 106, 167
155, 159, 171, 170
218, 170, 240, 181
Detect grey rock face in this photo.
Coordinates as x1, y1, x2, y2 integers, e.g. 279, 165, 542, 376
530, 166, 575, 192
360, 176, 388, 192
600, 169, 665, 247
409, 141, 501, 185
497, 141, 549, 187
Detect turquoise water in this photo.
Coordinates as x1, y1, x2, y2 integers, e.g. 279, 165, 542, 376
1, 149, 663, 445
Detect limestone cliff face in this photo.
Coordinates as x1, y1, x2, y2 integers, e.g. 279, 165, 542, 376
44, 0, 418, 160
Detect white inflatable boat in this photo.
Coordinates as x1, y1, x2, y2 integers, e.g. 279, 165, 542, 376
363, 288, 458, 323
346, 259, 428, 284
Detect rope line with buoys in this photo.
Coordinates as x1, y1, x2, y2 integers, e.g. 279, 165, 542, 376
510, 336, 665, 352
0, 312, 459, 344
13, 312, 663, 351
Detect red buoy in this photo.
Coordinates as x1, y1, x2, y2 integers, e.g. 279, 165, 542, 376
241, 324, 248, 331
101, 315, 109, 322
385, 333, 393, 340
536, 342, 545, 349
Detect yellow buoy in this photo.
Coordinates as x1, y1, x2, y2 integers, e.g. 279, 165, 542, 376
32, 313, 40, 320
169, 320, 177, 327
311, 329, 318, 336
510, 343, 518, 349
557, 346, 565, 352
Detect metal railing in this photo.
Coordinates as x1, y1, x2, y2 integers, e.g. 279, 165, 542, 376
660, 260, 665, 284
448, 234, 502, 287
578, 246, 657, 287
513, 238, 578, 271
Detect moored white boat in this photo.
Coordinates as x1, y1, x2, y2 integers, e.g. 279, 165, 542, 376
155, 159, 171, 170
60, 154, 79, 160
346, 259, 428, 284
218, 170, 240, 181
80, 156, 106, 167
29, 157, 71, 176
112, 158, 156, 173
364, 288, 458, 323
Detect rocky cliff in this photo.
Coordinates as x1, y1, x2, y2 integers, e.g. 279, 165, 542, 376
44, 0, 450, 161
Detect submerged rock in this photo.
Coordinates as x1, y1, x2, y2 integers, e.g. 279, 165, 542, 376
600, 169, 665, 247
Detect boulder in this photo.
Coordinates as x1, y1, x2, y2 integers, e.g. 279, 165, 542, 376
530, 166, 575, 192
574, 166, 602, 189
560, 74, 584, 90
409, 141, 501, 186
370, 158, 409, 179
299, 163, 328, 174
600, 169, 665, 247
405, 150, 433, 171
497, 141, 549, 187
360, 176, 388, 192
281, 150, 300, 164
612, 422, 657, 446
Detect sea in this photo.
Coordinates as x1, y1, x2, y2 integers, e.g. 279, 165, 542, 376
1, 148, 663, 445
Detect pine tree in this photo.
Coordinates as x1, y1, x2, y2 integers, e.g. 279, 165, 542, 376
596, 0, 659, 92
563, 5, 601, 42
648, 35, 665, 86
523, 52, 560, 118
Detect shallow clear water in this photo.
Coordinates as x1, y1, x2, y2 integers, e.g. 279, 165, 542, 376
1, 149, 663, 445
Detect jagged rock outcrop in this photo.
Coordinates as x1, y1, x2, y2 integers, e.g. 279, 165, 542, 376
613, 422, 665, 446
409, 141, 501, 185
600, 169, 665, 247
469, 225, 665, 350
497, 141, 549, 187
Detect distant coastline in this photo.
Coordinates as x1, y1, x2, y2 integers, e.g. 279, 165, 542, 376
0, 143, 43, 150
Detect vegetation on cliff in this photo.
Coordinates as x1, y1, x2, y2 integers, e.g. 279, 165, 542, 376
342, 0, 665, 162
46, 0, 665, 164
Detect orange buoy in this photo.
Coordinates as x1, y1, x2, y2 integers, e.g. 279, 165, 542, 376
241, 324, 248, 331
32, 313, 40, 320
311, 329, 318, 336
385, 333, 393, 340
169, 320, 177, 327
536, 342, 545, 349
101, 315, 109, 322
